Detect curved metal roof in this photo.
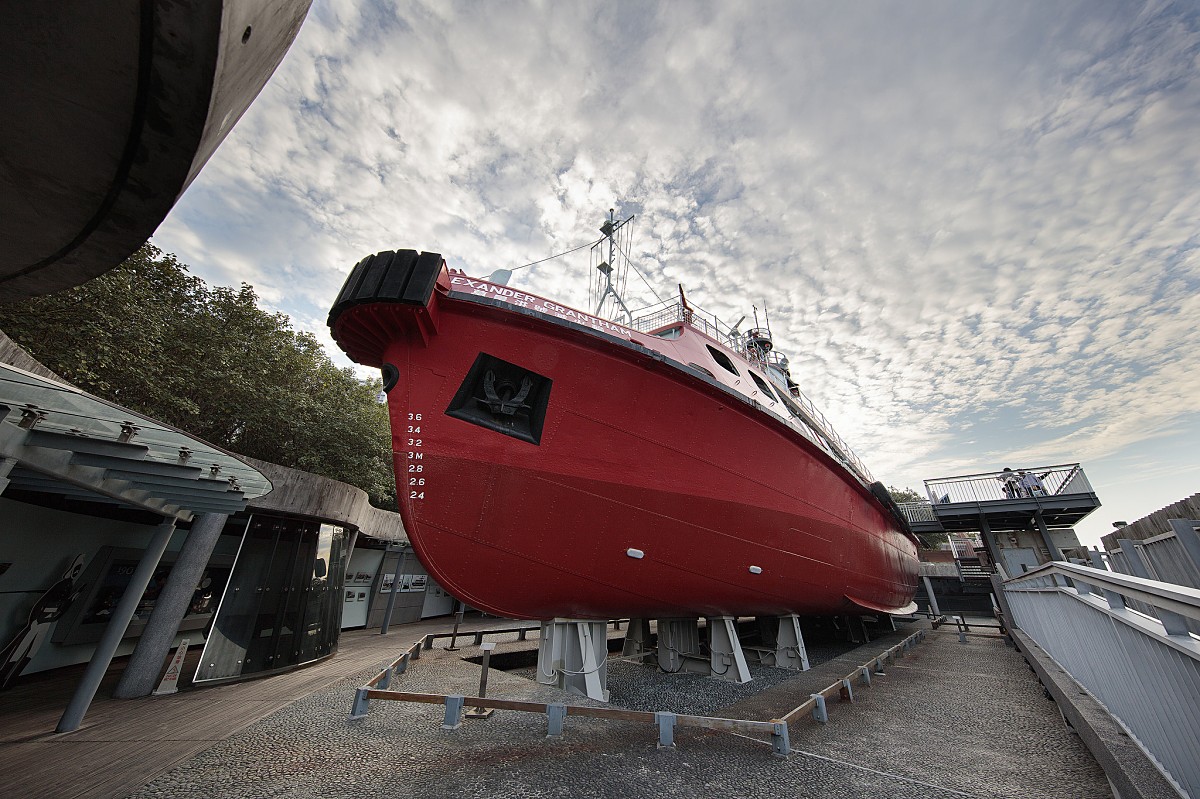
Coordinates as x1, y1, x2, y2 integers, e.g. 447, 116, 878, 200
0, 362, 271, 520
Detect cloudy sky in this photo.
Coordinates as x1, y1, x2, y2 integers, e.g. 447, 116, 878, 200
153, 0, 1200, 546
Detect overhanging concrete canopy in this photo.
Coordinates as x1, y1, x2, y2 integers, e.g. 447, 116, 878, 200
0, 0, 311, 299
0, 361, 270, 520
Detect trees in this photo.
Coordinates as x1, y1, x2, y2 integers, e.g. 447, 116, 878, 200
0, 243, 396, 509
887, 485, 948, 548
887, 486, 924, 504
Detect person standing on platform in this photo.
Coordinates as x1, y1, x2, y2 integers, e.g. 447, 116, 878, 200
1020, 469, 1049, 497
996, 468, 1021, 499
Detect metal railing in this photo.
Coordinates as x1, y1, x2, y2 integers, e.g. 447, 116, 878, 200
1003, 561, 1200, 797
350, 623, 927, 758
924, 464, 1092, 505
896, 501, 937, 523
631, 300, 875, 485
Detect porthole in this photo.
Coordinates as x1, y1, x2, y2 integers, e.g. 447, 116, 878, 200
705, 344, 739, 375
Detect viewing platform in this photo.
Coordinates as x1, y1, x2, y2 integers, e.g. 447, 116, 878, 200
899, 464, 1101, 575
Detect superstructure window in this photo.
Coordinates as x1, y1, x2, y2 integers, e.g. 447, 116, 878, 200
705, 345, 739, 376
749, 372, 777, 401
688, 363, 716, 378
651, 325, 683, 340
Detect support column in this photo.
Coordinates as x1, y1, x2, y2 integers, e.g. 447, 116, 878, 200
705, 616, 751, 683
1033, 509, 1064, 562
620, 618, 654, 663
113, 513, 229, 699
977, 514, 1003, 575
379, 546, 406, 635
536, 619, 609, 702
922, 575, 942, 616
58, 518, 176, 732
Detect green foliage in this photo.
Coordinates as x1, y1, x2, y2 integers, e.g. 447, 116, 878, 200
887, 485, 947, 548
0, 243, 396, 509
887, 485, 924, 504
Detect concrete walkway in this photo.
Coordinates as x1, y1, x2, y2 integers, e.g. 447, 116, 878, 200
0, 616, 503, 799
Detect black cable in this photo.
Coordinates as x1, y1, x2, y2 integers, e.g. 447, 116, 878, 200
613, 238, 665, 303
510, 237, 605, 272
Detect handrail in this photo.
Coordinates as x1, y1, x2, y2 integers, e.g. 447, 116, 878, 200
1002, 560, 1200, 796
896, 501, 937, 523
925, 463, 1085, 482
631, 299, 875, 486
924, 464, 1091, 504
1006, 561, 1200, 624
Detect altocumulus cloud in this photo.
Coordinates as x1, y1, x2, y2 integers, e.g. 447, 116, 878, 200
153, 0, 1200, 542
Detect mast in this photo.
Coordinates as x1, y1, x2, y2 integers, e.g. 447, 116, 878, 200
593, 208, 635, 324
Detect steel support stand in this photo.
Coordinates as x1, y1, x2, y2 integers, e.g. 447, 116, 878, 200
705, 616, 751, 683
621, 617, 654, 663
754, 614, 810, 670
536, 619, 609, 701
656, 618, 701, 674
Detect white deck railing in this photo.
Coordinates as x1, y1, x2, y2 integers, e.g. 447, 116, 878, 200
1003, 561, 1200, 798
896, 501, 937, 523
924, 463, 1092, 504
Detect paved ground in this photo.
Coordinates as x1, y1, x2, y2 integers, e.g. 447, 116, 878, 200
126, 618, 1110, 799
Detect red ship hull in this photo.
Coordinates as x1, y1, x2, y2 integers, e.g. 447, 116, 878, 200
330, 251, 919, 620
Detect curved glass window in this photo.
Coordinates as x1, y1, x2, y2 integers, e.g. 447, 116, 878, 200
749, 372, 777, 401
705, 345, 739, 376
687, 362, 715, 378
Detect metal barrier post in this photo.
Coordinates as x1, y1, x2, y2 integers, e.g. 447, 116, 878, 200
396, 652, 409, 675
445, 603, 465, 651
840, 678, 854, 702
349, 688, 370, 720
546, 703, 566, 737
859, 665, 871, 686
811, 694, 828, 724
465, 643, 496, 719
441, 695, 464, 730
655, 711, 676, 748
771, 721, 790, 757
378, 662, 393, 690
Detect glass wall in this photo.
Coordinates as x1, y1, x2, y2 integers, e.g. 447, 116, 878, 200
194, 515, 347, 683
